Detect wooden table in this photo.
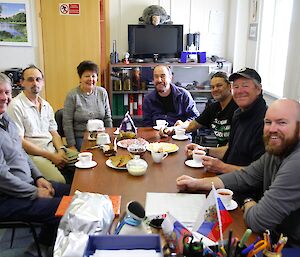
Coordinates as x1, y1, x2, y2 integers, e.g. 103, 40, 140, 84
71, 127, 256, 241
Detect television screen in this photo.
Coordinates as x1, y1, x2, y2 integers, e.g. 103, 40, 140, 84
128, 24, 183, 60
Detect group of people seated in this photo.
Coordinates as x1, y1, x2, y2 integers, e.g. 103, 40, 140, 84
0, 61, 299, 256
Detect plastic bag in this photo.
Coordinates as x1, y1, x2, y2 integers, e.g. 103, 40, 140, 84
54, 190, 114, 257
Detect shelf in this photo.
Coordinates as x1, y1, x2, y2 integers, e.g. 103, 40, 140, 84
112, 90, 150, 94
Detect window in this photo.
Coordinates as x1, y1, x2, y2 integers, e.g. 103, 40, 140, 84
257, 0, 293, 97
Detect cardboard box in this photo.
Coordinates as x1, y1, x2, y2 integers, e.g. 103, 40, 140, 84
83, 234, 162, 257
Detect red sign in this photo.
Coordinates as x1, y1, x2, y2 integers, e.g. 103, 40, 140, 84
69, 4, 80, 15
59, 3, 80, 15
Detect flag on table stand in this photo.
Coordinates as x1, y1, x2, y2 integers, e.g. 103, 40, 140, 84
193, 184, 232, 242
119, 111, 137, 134
161, 212, 192, 254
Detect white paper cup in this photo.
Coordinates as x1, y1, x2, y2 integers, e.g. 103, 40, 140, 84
216, 188, 233, 208
192, 149, 206, 163
78, 152, 93, 164
97, 133, 111, 145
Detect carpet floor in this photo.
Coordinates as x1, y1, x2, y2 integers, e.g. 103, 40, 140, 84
0, 228, 39, 257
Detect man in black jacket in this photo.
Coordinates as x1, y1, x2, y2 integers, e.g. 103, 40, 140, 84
186, 68, 267, 173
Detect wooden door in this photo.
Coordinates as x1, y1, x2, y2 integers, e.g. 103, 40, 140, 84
39, 0, 101, 111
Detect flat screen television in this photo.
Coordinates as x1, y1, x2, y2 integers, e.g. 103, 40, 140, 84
128, 24, 183, 60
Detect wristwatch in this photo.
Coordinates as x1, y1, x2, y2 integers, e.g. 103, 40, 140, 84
242, 198, 254, 212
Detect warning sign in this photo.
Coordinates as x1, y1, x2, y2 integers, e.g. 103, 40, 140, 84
59, 3, 80, 15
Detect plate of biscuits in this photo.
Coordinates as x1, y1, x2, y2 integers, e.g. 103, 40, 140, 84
106, 155, 132, 170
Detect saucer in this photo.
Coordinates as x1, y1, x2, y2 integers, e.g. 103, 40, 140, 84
153, 125, 164, 131
226, 200, 238, 211
184, 159, 204, 168
75, 160, 97, 169
172, 134, 189, 141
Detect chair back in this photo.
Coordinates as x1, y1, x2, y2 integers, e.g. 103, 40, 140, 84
55, 109, 64, 137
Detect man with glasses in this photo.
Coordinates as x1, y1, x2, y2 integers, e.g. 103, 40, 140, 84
7, 65, 73, 183
185, 68, 267, 173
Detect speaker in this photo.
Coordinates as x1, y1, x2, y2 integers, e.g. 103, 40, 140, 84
186, 33, 194, 49
193, 33, 200, 50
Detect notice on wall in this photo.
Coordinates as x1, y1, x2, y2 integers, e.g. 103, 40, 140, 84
59, 3, 80, 15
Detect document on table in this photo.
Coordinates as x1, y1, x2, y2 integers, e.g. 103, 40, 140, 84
145, 192, 206, 228
90, 249, 161, 257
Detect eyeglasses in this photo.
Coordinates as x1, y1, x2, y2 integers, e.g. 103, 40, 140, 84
24, 77, 44, 83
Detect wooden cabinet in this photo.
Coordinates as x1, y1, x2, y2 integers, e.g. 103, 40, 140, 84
109, 62, 232, 126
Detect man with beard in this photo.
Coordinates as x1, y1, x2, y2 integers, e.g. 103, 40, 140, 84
142, 65, 199, 126
176, 99, 300, 247
7, 66, 75, 184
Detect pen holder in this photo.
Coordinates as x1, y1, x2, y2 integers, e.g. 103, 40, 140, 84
263, 250, 282, 257
233, 241, 257, 257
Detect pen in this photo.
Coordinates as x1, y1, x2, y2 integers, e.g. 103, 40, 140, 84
226, 230, 232, 257
238, 229, 252, 248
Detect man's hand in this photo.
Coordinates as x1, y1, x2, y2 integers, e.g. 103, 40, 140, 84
202, 156, 226, 173
159, 127, 173, 137
176, 175, 202, 191
37, 188, 53, 198
184, 143, 205, 158
36, 177, 55, 196
49, 152, 68, 169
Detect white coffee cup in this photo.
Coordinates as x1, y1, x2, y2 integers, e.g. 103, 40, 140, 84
192, 149, 206, 163
156, 119, 168, 128
216, 188, 233, 208
87, 119, 104, 132
151, 151, 168, 163
175, 128, 186, 138
97, 133, 111, 145
78, 152, 93, 164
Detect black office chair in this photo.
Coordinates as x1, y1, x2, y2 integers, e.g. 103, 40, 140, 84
55, 109, 64, 138
0, 221, 42, 257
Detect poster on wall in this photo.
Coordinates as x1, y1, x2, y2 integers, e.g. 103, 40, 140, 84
0, 0, 32, 46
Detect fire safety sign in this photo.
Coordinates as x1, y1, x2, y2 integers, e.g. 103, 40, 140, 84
59, 3, 80, 15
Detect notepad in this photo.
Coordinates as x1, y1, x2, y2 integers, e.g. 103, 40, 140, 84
55, 195, 121, 217
145, 192, 206, 228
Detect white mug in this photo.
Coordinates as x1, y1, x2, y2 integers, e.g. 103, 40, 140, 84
192, 149, 206, 163
97, 133, 111, 145
87, 119, 104, 132
156, 119, 168, 128
151, 151, 168, 163
175, 128, 186, 138
78, 152, 93, 164
216, 188, 233, 208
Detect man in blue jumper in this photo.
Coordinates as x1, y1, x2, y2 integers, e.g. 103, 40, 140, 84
142, 65, 199, 126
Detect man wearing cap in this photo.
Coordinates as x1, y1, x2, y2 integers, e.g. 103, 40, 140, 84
185, 67, 267, 173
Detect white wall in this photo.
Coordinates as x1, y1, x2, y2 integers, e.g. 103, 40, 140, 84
109, 0, 230, 61
0, 0, 41, 72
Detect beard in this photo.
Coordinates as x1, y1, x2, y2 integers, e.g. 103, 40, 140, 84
264, 123, 299, 157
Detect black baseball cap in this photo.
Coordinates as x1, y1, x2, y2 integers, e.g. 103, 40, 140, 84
229, 67, 261, 84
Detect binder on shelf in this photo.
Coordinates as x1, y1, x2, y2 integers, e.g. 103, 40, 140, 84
129, 94, 134, 116
123, 94, 129, 115
118, 94, 124, 115
137, 93, 143, 116
112, 94, 118, 116
133, 94, 138, 115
